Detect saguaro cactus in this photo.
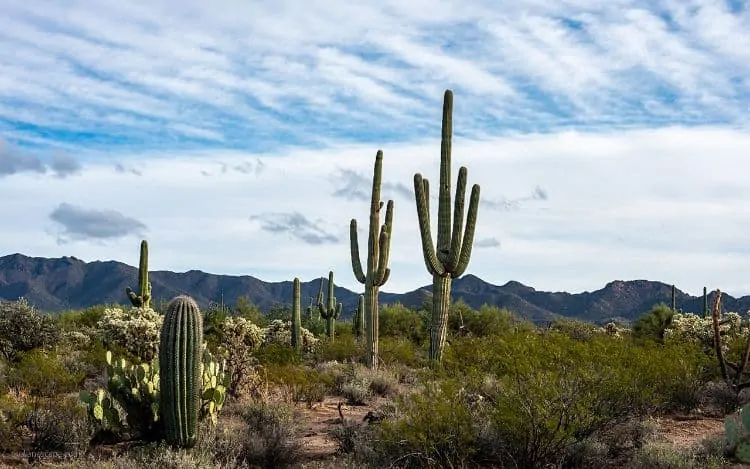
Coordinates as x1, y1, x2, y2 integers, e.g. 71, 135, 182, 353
414, 89, 480, 364
350, 150, 393, 370
703, 286, 709, 318
671, 284, 676, 312
353, 295, 365, 339
307, 279, 325, 321
159, 295, 203, 448
318, 271, 342, 340
126, 240, 152, 308
292, 278, 302, 352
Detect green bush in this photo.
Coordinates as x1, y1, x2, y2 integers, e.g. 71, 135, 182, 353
313, 334, 365, 364
0, 298, 61, 362
378, 337, 425, 368
379, 303, 428, 344
375, 331, 712, 468
448, 304, 534, 337
374, 379, 478, 468
266, 364, 331, 407
7, 348, 83, 397
57, 305, 108, 331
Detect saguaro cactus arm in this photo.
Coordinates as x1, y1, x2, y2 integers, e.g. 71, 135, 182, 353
414, 174, 445, 276
349, 220, 367, 284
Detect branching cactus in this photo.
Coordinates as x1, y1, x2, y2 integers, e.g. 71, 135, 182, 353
291, 278, 302, 352
307, 279, 324, 321
126, 240, 152, 309
318, 271, 342, 340
159, 295, 203, 448
350, 150, 393, 370
353, 295, 365, 339
414, 89, 481, 364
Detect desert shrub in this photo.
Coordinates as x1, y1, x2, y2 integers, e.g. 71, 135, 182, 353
379, 303, 427, 344
266, 364, 331, 406
313, 334, 365, 364
0, 392, 27, 453
378, 336, 425, 367
374, 379, 478, 468
449, 304, 534, 337
700, 380, 740, 416
0, 298, 61, 362
368, 370, 397, 397
389, 331, 710, 468
25, 395, 92, 455
57, 305, 108, 330
7, 348, 83, 397
97, 306, 162, 363
255, 343, 302, 367
545, 317, 602, 341
240, 401, 303, 468
630, 441, 725, 469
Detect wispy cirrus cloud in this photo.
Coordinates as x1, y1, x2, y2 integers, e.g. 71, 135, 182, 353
1, 0, 750, 157
3, 0, 750, 300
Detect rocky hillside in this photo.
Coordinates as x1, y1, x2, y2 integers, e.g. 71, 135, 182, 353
0, 253, 745, 324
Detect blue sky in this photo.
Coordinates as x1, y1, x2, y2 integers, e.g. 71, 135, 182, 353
2, 0, 750, 298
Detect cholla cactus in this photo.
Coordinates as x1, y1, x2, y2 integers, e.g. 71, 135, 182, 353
599, 322, 629, 339
97, 306, 163, 362
219, 317, 264, 351
262, 319, 318, 352
664, 312, 747, 353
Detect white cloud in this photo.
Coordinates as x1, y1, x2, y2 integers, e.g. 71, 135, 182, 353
1, 0, 750, 298
1, 127, 750, 298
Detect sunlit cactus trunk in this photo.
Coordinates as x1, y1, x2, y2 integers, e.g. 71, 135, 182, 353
126, 239, 152, 308
350, 150, 393, 370
414, 90, 481, 365
159, 295, 202, 448
291, 278, 302, 352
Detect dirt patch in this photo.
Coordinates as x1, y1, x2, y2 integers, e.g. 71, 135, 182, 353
296, 395, 386, 461
653, 416, 725, 448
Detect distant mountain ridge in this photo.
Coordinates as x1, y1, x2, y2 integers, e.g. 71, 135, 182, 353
0, 253, 747, 324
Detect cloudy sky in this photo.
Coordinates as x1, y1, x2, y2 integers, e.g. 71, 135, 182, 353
1, 0, 750, 297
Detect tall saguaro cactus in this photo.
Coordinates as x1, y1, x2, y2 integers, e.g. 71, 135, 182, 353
292, 278, 302, 352
671, 284, 676, 312
126, 240, 152, 308
414, 89, 480, 364
350, 150, 393, 370
703, 286, 709, 318
159, 295, 203, 448
318, 271, 342, 340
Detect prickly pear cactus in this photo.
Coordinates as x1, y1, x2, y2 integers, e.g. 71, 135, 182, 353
79, 388, 122, 429
725, 403, 750, 462
200, 346, 228, 425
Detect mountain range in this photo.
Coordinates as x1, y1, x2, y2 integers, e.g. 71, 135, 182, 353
0, 253, 745, 324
